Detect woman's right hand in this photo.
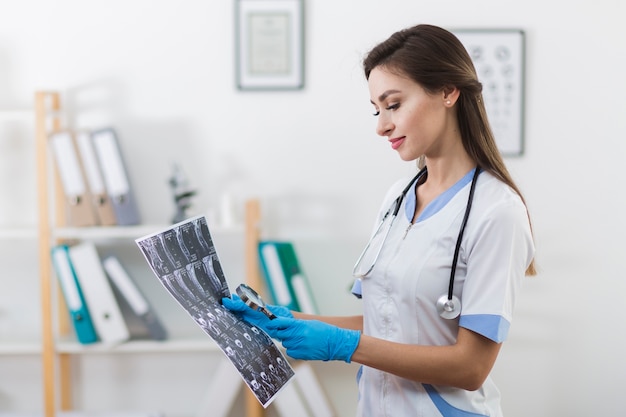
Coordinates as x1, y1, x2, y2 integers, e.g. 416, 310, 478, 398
221, 294, 293, 335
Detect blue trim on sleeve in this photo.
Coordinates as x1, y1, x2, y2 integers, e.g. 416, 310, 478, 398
459, 314, 510, 343
424, 384, 488, 417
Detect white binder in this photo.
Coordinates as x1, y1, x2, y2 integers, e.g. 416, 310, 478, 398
293, 362, 335, 417
91, 128, 141, 225
49, 130, 97, 227
74, 130, 117, 226
102, 255, 167, 341
69, 242, 130, 345
272, 378, 310, 417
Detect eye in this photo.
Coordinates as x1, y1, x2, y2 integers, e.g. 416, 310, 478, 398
371, 102, 399, 116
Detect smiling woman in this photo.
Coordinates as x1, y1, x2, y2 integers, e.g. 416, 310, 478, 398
224, 23, 537, 417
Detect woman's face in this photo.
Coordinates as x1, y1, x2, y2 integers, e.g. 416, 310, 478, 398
368, 66, 454, 162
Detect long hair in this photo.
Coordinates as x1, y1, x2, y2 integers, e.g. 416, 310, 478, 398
363, 24, 536, 275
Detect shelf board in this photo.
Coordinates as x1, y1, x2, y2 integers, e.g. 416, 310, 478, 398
52, 224, 169, 240
52, 223, 244, 241
0, 340, 42, 356
0, 227, 38, 239
56, 338, 220, 354
0, 109, 33, 120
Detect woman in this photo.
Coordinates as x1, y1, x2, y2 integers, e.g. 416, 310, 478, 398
224, 23, 536, 416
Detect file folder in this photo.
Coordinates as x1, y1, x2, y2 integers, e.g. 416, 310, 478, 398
74, 130, 117, 226
258, 241, 318, 314
51, 245, 98, 344
69, 242, 130, 345
91, 128, 141, 225
49, 130, 97, 227
102, 255, 167, 341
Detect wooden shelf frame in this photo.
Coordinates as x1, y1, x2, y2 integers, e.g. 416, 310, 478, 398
35, 90, 266, 417
35, 90, 62, 417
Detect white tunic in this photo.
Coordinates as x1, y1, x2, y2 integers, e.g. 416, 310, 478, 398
356, 169, 535, 417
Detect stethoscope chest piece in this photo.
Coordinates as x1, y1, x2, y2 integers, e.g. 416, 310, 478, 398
436, 294, 461, 320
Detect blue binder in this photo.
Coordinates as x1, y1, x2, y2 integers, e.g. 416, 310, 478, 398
51, 245, 98, 344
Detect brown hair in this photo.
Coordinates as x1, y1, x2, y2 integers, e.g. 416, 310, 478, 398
364, 24, 536, 275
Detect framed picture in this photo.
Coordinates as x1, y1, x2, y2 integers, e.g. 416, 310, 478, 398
236, 0, 304, 90
453, 29, 526, 156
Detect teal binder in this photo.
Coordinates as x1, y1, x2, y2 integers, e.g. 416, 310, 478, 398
258, 241, 318, 314
51, 245, 98, 344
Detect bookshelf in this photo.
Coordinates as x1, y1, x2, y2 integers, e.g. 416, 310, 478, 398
34, 91, 266, 417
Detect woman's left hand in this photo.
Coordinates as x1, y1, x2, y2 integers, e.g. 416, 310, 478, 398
266, 317, 361, 363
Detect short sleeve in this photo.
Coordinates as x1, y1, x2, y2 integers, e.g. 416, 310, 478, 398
459, 197, 535, 343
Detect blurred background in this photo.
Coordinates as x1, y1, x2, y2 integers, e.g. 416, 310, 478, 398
1, 1, 625, 416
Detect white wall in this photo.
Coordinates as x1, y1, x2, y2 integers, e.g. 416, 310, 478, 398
1, 0, 626, 416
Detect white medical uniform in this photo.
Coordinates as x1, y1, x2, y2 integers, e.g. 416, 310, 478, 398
356, 169, 535, 417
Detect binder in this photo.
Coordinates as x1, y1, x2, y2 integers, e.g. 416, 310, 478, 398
102, 255, 167, 341
196, 359, 242, 417
74, 130, 117, 226
292, 362, 335, 417
91, 128, 141, 225
50, 245, 98, 344
68, 242, 130, 345
258, 241, 318, 314
48, 130, 97, 227
271, 378, 310, 417
271, 362, 335, 417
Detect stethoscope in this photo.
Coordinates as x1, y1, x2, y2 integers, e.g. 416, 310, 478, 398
352, 166, 481, 320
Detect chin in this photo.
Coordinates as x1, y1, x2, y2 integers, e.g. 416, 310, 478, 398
398, 151, 420, 162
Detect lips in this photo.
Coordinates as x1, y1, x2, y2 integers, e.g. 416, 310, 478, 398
389, 137, 405, 150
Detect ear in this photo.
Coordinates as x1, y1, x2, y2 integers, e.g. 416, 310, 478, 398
442, 86, 460, 107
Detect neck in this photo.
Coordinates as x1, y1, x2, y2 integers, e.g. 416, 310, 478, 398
423, 155, 475, 190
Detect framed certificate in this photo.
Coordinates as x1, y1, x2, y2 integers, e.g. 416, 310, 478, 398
236, 0, 304, 90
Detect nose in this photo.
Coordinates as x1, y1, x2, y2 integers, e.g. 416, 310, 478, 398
376, 113, 393, 137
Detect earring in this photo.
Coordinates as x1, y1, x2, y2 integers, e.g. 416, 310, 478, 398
445, 100, 451, 105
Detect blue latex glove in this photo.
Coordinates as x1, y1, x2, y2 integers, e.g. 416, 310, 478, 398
266, 317, 361, 363
222, 294, 293, 335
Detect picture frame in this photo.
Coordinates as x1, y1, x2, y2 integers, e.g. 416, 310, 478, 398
453, 29, 526, 156
235, 0, 304, 90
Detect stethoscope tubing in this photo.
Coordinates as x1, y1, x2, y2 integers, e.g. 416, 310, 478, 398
352, 167, 427, 279
352, 165, 481, 320
446, 166, 481, 300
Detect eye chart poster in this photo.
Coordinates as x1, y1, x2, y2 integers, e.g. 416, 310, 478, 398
454, 29, 525, 156
135, 215, 294, 408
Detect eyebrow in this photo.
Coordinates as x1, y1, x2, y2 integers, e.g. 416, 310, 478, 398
371, 89, 402, 105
